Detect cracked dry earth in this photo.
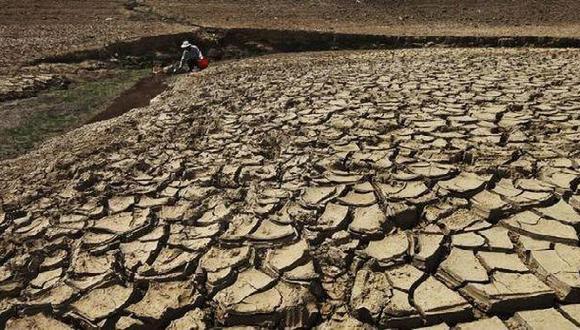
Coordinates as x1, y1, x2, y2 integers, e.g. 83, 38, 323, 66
1, 48, 580, 329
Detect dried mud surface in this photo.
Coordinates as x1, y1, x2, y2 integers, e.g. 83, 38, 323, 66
0, 48, 580, 328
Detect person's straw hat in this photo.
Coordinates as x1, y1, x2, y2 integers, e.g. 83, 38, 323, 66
181, 41, 193, 48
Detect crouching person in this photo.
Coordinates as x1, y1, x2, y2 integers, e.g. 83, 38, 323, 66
178, 41, 204, 73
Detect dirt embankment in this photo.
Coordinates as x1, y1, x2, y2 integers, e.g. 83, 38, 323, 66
1, 0, 578, 163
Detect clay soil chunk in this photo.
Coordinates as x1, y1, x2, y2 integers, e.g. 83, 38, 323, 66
350, 269, 392, 320
559, 304, 580, 326
376, 181, 429, 200
317, 311, 373, 329
120, 240, 159, 270
6, 313, 73, 330
453, 316, 508, 330
437, 172, 488, 196
478, 227, 514, 252
93, 211, 149, 236
417, 324, 449, 330
476, 251, 528, 273
213, 268, 276, 314
221, 215, 260, 243
338, 191, 377, 206
527, 248, 580, 301
462, 272, 555, 313
414, 232, 445, 270
115, 316, 145, 329
227, 281, 317, 327
137, 247, 199, 279
126, 281, 200, 320
351, 266, 424, 327
470, 190, 511, 220
501, 211, 579, 245
451, 232, 485, 249
301, 185, 344, 206
247, 219, 297, 243
536, 199, 580, 227
414, 276, 473, 324
283, 260, 318, 283
200, 246, 252, 274
386, 264, 425, 293
265, 240, 309, 274
70, 284, 133, 323
349, 204, 387, 236
166, 309, 206, 330
315, 203, 349, 231
107, 196, 135, 214
438, 249, 488, 288
512, 308, 578, 330
362, 232, 409, 267
570, 195, 580, 211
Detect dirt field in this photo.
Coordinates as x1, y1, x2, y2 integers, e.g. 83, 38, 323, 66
0, 0, 190, 71
1, 48, 579, 328
1, 0, 580, 71
148, 0, 580, 36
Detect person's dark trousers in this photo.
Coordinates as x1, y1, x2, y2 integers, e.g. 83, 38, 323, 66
187, 58, 198, 72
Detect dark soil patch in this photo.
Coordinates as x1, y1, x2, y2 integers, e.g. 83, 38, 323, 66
87, 74, 168, 124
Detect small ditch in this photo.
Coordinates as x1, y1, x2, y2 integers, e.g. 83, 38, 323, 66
86, 73, 168, 124
0, 68, 154, 160
33, 27, 580, 67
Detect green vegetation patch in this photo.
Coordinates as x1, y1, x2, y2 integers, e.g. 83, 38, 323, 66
0, 69, 149, 160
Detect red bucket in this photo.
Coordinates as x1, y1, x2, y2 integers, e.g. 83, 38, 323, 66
197, 58, 209, 70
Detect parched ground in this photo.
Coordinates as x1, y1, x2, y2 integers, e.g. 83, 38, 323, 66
1, 48, 579, 328
2, 1, 579, 159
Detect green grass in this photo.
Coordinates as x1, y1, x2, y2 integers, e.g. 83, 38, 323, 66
0, 69, 149, 160
60, 69, 149, 110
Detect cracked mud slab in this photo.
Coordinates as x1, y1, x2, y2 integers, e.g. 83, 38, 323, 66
1, 48, 580, 328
